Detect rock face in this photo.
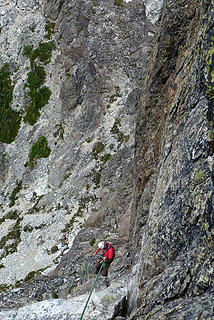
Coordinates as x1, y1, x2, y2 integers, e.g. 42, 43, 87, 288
0, 0, 150, 286
129, 0, 214, 318
0, 0, 213, 319
0, 279, 128, 320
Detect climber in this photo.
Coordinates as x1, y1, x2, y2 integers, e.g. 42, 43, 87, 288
93, 241, 115, 286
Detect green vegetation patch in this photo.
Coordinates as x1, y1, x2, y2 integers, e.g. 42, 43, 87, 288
28, 195, 45, 214
109, 85, 122, 103
23, 46, 37, 68
26, 136, 51, 168
0, 284, 9, 293
91, 168, 101, 188
62, 216, 75, 233
23, 42, 55, 125
51, 245, 58, 253
205, 36, 214, 101
89, 238, 96, 246
4, 210, 19, 220
92, 141, 105, 160
37, 41, 56, 65
114, 0, 124, 7
100, 153, 111, 164
45, 21, 56, 40
26, 65, 46, 90
52, 292, 59, 299
53, 123, 64, 140
195, 170, 204, 182
0, 64, 21, 144
110, 118, 129, 143
24, 271, 37, 282
35, 222, 46, 230
23, 64, 51, 125
23, 225, 33, 232
91, 3, 97, 14
24, 41, 55, 66
9, 180, 22, 207
24, 267, 48, 282
0, 210, 19, 224
205, 32, 214, 155
0, 217, 23, 259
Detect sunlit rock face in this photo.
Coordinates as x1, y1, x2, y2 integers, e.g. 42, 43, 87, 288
0, 0, 153, 293
0, 0, 213, 319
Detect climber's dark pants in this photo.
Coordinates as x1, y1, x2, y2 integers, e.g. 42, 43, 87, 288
95, 261, 111, 276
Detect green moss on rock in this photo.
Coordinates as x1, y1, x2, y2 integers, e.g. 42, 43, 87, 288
9, 180, 22, 207
109, 86, 122, 103
195, 170, 204, 182
23, 225, 33, 232
53, 123, 64, 140
4, 210, 19, 220
23, 42, 54, 125
0, 284, 9, 293
100, 153, 111, 164
24, 63, 51, 125
0, 217, 23, 259
24, 41, 56, 66
52, 292, 59, 299
91, 169, 101, 188
24, 86, 51, 125
0, 210, 19, 224
114, 0, 124, 7
45, 21, 56, 40
110, 118, 129, 143
89, 238, 96, 246
24, 267, 48, 282
92, 141, 105, 160
51, 245, 58, 253
37, 41, 56, 65
27, 136, 51, 168
26, 65, 46, 91
91, 3, 97, 14
24, 271, 37, 282
0, 64, 21, 144
205, 38, 214, 101
23, 46, 37, 68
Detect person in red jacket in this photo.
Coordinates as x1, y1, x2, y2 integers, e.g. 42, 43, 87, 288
93, 241, 115, 280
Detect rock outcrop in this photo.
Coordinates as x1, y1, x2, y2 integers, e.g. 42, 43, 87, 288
0, 0, 213, 319
129, 0, 214, 318
0, 0, 150, 287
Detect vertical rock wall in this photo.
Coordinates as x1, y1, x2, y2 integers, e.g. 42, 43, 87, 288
130, 0, 214, 318
0, 0, 213, 319
0, 0, 156, 291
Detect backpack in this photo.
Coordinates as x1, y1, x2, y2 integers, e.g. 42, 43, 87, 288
103, 244, 115, 259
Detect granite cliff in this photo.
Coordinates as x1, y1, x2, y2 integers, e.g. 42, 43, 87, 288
0, 0, 213, 319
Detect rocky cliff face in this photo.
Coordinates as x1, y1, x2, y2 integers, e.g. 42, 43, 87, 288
0, 0, 213, 319
129, 0, 214, 318
0, 0, 150, 286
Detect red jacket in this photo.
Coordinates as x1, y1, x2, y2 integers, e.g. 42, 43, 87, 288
94, 242, 115, 262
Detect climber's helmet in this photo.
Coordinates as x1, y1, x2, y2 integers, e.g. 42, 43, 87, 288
98, 241, 107, 250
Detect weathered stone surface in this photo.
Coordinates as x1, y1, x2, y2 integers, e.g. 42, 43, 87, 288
0, 279, 127, 320
0, 0, 213, 319
0, 0, 149, 289
128, 0, 214, 318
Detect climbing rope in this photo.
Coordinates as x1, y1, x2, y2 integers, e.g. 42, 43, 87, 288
80, 260, 106, 320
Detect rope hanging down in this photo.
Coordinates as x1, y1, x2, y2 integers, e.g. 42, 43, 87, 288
80, 260, 106, 320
